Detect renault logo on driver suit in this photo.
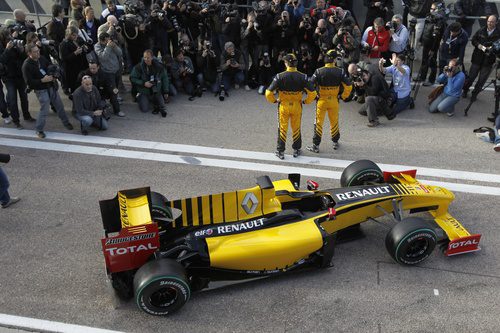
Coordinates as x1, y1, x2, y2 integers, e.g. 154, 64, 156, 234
241, 193, 258, 214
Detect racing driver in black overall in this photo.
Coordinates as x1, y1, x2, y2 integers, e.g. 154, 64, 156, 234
265, 54, 317, 160
307, 49, 352, 153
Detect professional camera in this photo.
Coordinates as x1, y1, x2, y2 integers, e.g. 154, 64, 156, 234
47, 64, 61, 80
385, 20, 398, 30
170, 15, 181, 31
183, 59, 194, 74
301, 14, 313, 30
9, 38, 24, 48
10, 24, 28, 41
360, 43, 372, 55
443, 66, 453, 73
151, 8, 167, 19
101, 103, 112, 120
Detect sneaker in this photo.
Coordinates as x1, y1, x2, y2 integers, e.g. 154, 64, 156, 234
275, 151, 284, 160
494, 143, 500, 152
116, 111, 125, 117
81, 129, 88, 136
446, 112, 455, 117
476, 132, 492, 142
244, 85, 251, 91
64, 123, 74, 130
367, 120, 380, 127
422, 81, 433, 87
293, 149, 301, 158
234, 84, 240, 90
306, 144, 319, 153
14, 122, 23, 129
1, 197, 20, 208
36, 131, 46, 139
4, 117, 11, 124
24, 116, 36, 122
332, 142, 339, 150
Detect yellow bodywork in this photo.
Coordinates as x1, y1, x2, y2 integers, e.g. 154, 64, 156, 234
118, 191, 152, 228
206, 218, 323, 271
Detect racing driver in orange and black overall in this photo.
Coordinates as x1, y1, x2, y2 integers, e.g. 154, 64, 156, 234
307, 49, 352, 153
265, 54, 317, 160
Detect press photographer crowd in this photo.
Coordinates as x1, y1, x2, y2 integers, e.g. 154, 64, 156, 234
0, 0, 499, 156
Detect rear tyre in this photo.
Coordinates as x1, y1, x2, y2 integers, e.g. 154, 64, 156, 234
150, 191, 172, 220
340, 160, 384, 187
134, 259, 191, 316
385, 217, 437, 265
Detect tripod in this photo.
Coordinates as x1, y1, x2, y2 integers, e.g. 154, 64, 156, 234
463, 60, 499, 117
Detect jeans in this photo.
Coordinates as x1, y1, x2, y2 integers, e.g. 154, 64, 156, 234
392, 94, 412, 114
137, 93, 166, 113
34, 87, 70, 132
78, 115, 108, 131
0, 167, 10, 205
428, 93, 460, 114
197, 73, 219, 93
222, 70, 245, 92
5, 79, 30, 123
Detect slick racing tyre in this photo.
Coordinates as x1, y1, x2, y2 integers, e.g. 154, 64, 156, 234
385, 217, 437, 265
134, 259, 191, 316
150, 192, 172, 220
340, 160, 384, 187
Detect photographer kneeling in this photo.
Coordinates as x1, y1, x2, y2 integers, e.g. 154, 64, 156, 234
72, 75, 109, 135
378, 53, 414, 114
428, 59, 465, 117
130, 50, 169, 117
220, 42, 245, 94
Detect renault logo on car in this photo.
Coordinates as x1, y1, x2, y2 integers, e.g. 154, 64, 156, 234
241, 192, 258, 214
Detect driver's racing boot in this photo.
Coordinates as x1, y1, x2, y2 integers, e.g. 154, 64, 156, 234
293, 149, 301, 158
307, 144, 319, 153
275, 151, 285, 160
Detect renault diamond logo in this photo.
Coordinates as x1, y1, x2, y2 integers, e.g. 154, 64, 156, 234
241, 193, 258, 214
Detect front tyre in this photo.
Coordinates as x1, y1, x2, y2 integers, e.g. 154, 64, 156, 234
385, 217, 437, 265
340, 160, 384, 187
134, 259, 190, 316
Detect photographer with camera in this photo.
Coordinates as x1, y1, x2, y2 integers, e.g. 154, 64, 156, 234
405, 0, 434, 60
386, 14, 408, 57
297, 13, 315, 48
418, 1, 446, 86
314, 19, 334, 52
438, 22, 468, 73
272, 11, 296, 55
72, 75, 110, 135
265, 53, 317, 159
59, 26, 89, 95
307, 49, 352, 153
13, 9, 36, 37
332, 16, 361, 65
78, 61, 123, 117
0, 153, 20, 209
361, 17, 390, 60
429, 58, 465, 117
130, 49, 169, 117
94, 32, 125, 116
379, 53, 414, 114
0, 27, 35, 128
297, 43, 317, 76
363, 0, 393, 32
220, 41, 245, 94
47, 4, 68, 52
257, 51, 274, 94
462, 15, 500, 103
310, 0, 336, 20
197, 40, 219, 93
148, 5, 174, 59
351, 62, 395, 127
347, 61, 381, 103
222, 4, 242, 51
171, 49, 198, 98
22, 44, 74, 138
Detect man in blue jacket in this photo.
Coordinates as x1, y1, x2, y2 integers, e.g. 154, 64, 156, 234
428, 58, 465, 117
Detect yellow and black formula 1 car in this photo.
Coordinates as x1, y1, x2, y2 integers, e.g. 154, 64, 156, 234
99, 160, 481, 316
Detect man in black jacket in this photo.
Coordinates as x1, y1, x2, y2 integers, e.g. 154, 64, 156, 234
438, 22, 468, 71
454, 0, 493, 37
354, 68, 396, 127
0, 31, 35, 128
22, 44, 73, 139
462, 15, 500, 102
46, 4, 67, 52
72, 75, 109, 135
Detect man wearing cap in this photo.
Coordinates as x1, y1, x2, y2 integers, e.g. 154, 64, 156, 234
307, 50, 352, 153
266, 53, 317, 159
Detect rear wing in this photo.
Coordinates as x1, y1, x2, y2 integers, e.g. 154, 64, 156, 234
99, 187, 160, 273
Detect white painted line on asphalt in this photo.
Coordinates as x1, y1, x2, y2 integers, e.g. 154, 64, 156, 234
434, 289, 439, 296
1, 128, 499, 184
0, 313, 124, 333
2, 138, 500, 196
